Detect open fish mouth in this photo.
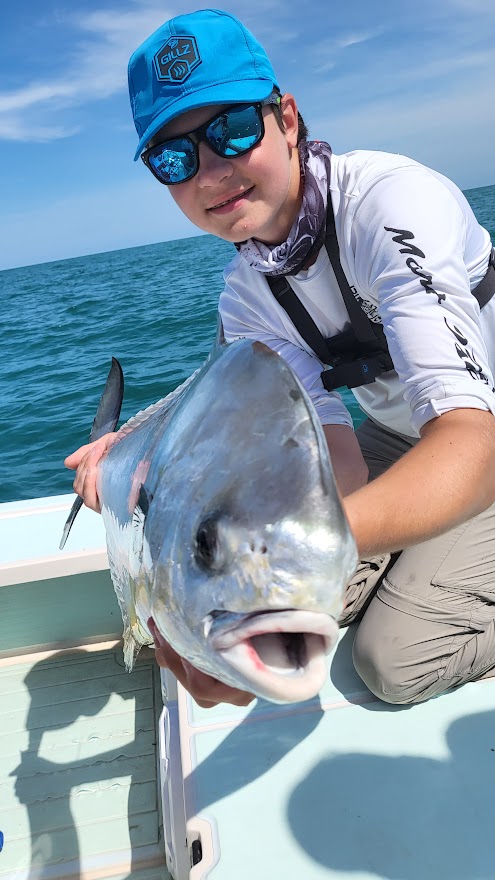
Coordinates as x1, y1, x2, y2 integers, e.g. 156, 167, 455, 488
208, 610, 339, 703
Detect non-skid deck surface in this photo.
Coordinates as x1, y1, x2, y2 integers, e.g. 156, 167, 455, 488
0, 645, 171, 880
3, 628, 495, 880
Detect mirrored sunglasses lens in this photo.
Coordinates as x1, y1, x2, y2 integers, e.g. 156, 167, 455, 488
207, 106, 262, 157
148, 139, 196, 183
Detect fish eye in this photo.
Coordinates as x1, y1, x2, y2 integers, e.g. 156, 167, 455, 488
195, 515, 222, 572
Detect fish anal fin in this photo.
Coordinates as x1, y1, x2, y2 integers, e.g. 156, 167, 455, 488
123, 627, 141, 671
59, 495, 83, 550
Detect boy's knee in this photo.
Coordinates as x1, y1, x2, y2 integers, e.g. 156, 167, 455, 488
352, 623, 423, 705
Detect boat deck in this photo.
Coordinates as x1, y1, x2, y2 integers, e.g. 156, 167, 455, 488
0, 643, 171, 880
2, 494, 495, 878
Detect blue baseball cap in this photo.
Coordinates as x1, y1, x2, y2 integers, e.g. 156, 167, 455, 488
128, 9, 279, 160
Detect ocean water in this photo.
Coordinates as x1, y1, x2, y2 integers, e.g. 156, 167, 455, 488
1, 184, 494, 504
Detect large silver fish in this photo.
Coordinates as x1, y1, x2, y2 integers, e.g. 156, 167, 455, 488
62, 339, 357, 703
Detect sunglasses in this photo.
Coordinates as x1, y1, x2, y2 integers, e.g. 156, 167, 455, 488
141, 94, 281, 186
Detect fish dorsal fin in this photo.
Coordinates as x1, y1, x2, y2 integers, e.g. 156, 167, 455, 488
59, 358, 124, 550
88, 357, 124, 442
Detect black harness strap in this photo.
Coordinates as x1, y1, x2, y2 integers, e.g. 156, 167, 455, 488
321, 198, 395, 390
324, 198, 379, 345
268, 274, 333, 365
473, 247, 495, 309
267, 195, 495, 393
268, 198, 395, 390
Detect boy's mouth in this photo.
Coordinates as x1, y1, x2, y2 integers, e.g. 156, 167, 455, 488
207, 186, 255, 212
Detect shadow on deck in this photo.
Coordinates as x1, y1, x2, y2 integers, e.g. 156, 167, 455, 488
1, 645, 171, 880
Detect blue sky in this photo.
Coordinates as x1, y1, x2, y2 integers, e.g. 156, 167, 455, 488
1, 0, 494, 270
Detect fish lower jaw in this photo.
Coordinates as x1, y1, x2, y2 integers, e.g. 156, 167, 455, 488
216, 630, 334, 704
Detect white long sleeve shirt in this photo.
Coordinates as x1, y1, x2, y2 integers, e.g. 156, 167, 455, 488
219, 150, 495, 438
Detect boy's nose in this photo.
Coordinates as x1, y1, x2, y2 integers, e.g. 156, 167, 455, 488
195, 141, 234, 186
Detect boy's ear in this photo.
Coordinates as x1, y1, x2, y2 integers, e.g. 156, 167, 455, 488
280, 93, 299, 149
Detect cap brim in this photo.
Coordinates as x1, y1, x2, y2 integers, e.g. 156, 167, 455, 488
133, 79, 275, 160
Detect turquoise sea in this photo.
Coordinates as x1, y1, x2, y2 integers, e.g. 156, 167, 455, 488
1, 184, 494, 504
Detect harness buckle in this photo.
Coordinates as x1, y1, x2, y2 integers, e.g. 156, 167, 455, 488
321, 354, 394, 392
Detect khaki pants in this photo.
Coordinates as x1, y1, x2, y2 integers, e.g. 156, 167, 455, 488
340, 419, 495, 704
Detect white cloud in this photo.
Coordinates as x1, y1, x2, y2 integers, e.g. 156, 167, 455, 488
305, 24, 495, 118
394, 48, 495, 85
0, 1, 175, 142
0, 83, 74, 113
335, 30, 383, 50
0, 119, 78, 141
312, 28, 385, 74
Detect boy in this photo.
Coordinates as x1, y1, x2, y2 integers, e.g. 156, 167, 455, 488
66, 9, 495, 708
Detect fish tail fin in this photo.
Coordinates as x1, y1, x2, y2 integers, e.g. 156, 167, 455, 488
59, 357, 124, 550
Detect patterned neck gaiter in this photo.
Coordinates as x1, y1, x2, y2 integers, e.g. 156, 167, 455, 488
237, 140, 332, 276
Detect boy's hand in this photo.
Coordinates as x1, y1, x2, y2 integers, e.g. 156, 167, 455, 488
148, 619, 255, 709
64, 432, 116, 512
